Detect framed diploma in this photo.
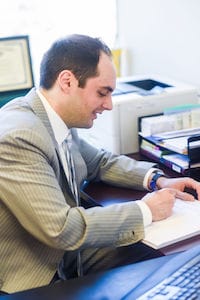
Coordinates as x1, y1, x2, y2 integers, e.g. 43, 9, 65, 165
0, 35, 34, 93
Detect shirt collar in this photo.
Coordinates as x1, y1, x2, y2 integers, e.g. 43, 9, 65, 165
36, 89, 70, 145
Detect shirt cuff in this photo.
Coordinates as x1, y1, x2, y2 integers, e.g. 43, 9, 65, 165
136, 200, 152, 227
143, 167, 164, 191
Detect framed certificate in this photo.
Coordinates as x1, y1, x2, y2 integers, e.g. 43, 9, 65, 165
0, 35, 34, 92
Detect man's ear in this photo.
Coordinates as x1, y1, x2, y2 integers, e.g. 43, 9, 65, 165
58, 70, 76, 92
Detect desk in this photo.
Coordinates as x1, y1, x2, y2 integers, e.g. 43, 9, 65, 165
84, 152, 200, 255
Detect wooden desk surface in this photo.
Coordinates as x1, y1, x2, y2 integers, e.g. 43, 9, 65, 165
84, 152, 200, 255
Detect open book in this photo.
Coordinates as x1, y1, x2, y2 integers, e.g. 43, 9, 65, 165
142, 199, 200, 249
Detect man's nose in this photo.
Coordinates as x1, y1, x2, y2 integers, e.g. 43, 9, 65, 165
102, 96, 113, 111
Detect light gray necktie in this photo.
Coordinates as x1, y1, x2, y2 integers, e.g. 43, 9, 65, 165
62, 132, 82, 276
62, 133, 79, 205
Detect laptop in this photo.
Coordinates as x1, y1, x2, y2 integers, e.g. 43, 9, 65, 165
123, 244, 200, 299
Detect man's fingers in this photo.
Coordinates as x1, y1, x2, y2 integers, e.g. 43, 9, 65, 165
175, 190, 195, 201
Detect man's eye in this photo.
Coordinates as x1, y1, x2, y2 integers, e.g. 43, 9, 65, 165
98, 91, 107, 97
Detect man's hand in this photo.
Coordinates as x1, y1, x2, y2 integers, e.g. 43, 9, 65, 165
156, 177, 200, 201
142, 188, 176, 221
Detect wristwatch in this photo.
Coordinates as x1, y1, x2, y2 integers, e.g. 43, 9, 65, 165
149, 171, 166, 191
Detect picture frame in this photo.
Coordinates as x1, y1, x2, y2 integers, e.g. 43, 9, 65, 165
0, 35, 34, 92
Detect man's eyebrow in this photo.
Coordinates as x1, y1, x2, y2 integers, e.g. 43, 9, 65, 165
102, 86, 114, 93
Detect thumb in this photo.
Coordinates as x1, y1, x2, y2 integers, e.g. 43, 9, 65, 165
161, 188, 177, 196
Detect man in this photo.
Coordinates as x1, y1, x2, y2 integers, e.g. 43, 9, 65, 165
0, 34, 200, 294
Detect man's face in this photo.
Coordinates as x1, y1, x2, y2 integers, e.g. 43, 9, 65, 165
69, 53, 116, 128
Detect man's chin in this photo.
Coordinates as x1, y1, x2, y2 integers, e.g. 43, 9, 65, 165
86, 122, 93, 128
79, 121, 94, 129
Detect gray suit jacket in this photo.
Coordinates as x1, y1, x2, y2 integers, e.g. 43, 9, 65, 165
0, 88, 155, 293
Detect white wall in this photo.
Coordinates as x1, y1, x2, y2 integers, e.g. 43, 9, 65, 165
117, 0, 200, 88
0, 0, 116, 85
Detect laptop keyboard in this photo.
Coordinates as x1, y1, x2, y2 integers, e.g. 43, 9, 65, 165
137, 254, 200, 300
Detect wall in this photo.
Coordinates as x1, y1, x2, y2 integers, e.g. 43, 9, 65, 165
1, 0, 116, 85
117, 0, 200, 88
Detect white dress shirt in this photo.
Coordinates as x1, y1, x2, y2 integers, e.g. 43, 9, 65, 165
36, 90, 71, 183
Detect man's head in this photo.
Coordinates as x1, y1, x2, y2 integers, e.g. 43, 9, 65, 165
40, 34, 112, 89
39, 34, 116, 129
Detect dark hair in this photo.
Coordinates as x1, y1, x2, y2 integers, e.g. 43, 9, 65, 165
39, 34, 112, 89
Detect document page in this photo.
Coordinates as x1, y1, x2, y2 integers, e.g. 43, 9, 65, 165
162, 136, 189, 154
143, 199, 200, 249
0, 37, 33, 92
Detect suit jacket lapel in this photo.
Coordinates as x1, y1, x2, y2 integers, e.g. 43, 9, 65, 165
25, 88, 77, 205
27, 88, 56, 144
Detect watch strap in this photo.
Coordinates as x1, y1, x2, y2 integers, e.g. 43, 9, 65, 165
149, 172, 166, 191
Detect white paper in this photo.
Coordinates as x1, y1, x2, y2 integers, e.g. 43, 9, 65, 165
143, 199, 200, 249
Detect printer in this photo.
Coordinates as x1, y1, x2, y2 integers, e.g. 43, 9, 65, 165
78, 75, 200, 154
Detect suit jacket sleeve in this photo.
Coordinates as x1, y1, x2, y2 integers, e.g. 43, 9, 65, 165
0, 121, 149, 251
74, 130, 156, 191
